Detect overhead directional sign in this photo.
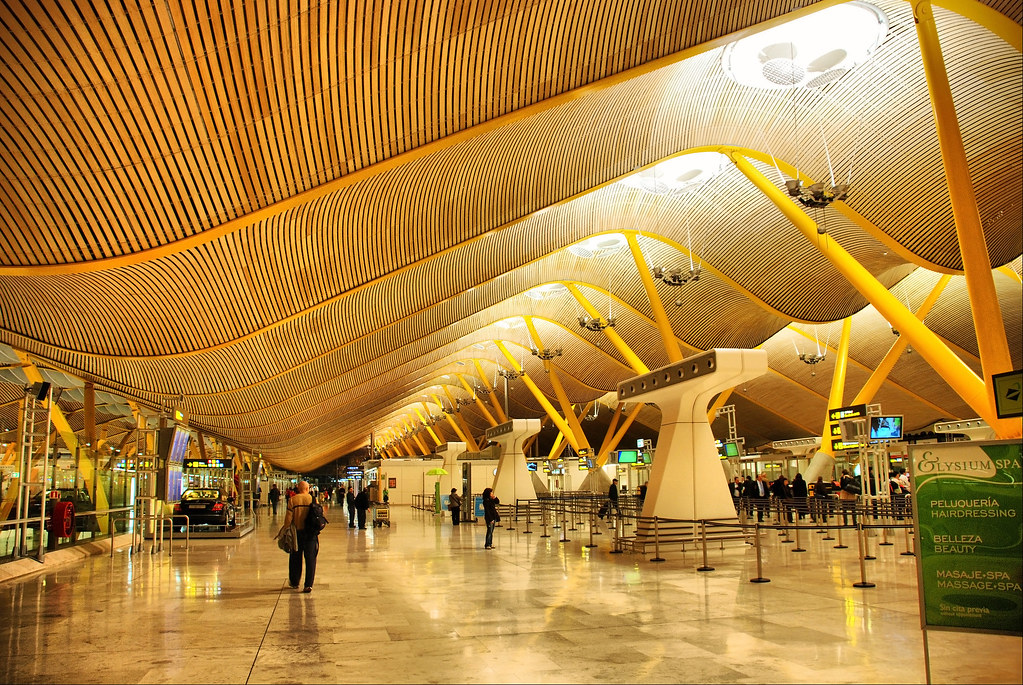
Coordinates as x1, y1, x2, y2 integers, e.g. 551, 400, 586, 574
828, 404, 867, 421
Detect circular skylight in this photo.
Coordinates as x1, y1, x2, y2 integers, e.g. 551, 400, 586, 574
722, 2, 888, 90
525, 283, 569, 300
567, 233, 627, 259
620, 152, 730, 195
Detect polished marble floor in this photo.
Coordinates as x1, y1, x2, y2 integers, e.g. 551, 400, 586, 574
0, 505, 1019, 684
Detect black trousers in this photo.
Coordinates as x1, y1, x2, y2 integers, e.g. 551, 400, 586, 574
348, 505, 356, 527
357, 509, 367, 528
289, 531, 318, 589
450, 506, 460, 525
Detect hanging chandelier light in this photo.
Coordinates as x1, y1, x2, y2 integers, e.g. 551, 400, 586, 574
531, 347, 562, 361
577, 314, 616, 332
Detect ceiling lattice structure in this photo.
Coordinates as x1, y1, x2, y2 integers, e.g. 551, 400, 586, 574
1, 0, 1020, 471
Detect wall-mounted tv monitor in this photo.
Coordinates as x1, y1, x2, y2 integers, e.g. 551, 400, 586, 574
723, 441, 741, 457
869, 415, 903, 440
641, 452, 652, 464
617, 449, 639, 464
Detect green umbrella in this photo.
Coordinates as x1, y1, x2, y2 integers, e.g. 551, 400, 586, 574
426, 467, 448, 476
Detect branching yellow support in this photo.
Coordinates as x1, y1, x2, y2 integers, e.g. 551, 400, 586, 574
523, 317, 591, 452
626, 233, 683, 363
728, 151, 1018, 436
915, 0, 1016, 428
457, 374, 498, 427
564, 283, 649, 373
853, 275, 951, 405
494, 341, 581, 452
473, 359, 508, 423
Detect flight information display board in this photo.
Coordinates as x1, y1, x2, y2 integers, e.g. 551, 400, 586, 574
911, 440, 1022, 635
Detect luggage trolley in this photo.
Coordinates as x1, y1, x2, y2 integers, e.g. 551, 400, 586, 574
373, 502, 391, 527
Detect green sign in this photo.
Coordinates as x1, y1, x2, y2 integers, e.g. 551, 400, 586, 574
911, 440, 1022, 635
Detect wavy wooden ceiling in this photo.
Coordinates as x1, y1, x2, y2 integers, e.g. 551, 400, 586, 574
0, 0, 1020, 471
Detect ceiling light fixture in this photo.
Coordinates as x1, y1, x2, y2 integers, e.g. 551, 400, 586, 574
578, 314, 616, 332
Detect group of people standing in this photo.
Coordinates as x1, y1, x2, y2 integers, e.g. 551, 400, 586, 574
731, 471, 865, 523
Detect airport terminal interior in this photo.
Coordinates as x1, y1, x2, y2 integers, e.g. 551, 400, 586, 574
1, 0, 1022, 683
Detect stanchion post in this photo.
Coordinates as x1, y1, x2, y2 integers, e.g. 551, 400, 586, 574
750, 522, 770, 583
650, 516, 665, 562
792, 517, 806, 553
610, 510, 624, 554
853, 518, 876, 588
697, 520, 714, 572
585, 507, 597, 548
901, 522, 915, 556
524, 501, 533, 534
559, 503, 569, 543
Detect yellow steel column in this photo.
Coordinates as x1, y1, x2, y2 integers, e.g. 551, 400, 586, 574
523, 317, 591, 452
413, 408, 443, 446
596, 404, 645, 467
547, 433, 566, 460
626, 233, 683, 363
441, 387, 482, 452
473, 359, 508, 423
803, 318, 853, 483
914, 0, 1015, 419
594, 402, 626, 465
564, 283, 650, 373
432, 393, 478, 450
419, 402, 448, 444
457, 374, 498, 427
854, 275, 951, 405
495, 341, 581, 452
729, 151, 1017, 436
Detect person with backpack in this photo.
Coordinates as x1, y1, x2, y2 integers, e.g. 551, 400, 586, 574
276, 480, 319, 593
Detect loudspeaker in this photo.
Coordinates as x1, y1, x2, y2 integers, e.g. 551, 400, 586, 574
31, 381, 51, 401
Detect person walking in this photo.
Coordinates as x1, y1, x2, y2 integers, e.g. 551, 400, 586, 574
268, 484, 281, 517
355, 487, 370, 529
482, 487, 500, 549
276, 480, 318, 593
346, 486, 357, 528
447, 488, 462, 526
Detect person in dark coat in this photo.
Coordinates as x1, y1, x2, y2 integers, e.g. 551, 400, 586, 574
346, 486, 357, 528
771, 475, 793, 523
791, 473, 809, 520
354, 487, 370, 529
607, 478, 621, 518
743, 473, 769, 522
482, 487, 500, 549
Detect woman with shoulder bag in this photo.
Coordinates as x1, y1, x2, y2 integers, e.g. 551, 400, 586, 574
481, 487, 500, 549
